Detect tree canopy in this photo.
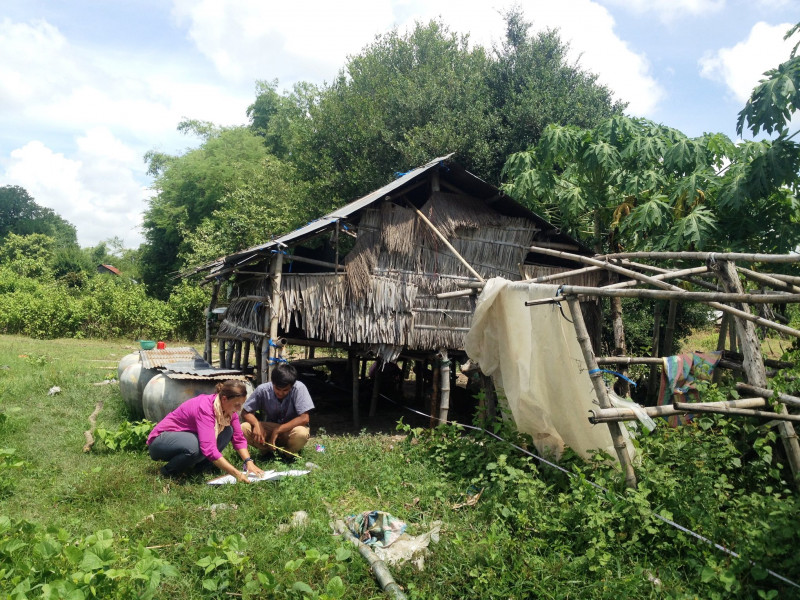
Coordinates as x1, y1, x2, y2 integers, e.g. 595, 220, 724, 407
0, 185, 78, 248
140, 12, 623, 297
502, 23, 800, 257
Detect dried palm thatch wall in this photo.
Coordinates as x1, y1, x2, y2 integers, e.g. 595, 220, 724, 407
216, 192, 571, 362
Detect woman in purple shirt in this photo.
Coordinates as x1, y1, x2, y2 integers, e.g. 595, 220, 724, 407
147, 380, 264, 482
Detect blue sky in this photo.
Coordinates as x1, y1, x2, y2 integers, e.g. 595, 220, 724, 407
0, 0, 797, 248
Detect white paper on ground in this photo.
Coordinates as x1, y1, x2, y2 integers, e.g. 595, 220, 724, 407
208, 469, 309, 485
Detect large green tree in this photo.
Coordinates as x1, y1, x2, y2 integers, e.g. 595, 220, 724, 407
251, 12, 622, 204
141, 124, 273, 297
0, 185, 77, 248
142, 13, 623, 296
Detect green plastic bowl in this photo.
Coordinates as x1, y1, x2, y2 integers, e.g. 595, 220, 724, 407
139, 340, 156, 350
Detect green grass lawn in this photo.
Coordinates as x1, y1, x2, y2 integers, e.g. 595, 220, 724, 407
1, 335, 799, 599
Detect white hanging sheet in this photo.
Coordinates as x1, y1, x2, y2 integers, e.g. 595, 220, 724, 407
465, 278, 633, 463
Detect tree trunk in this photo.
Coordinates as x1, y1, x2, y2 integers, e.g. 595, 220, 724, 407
610, 294, 629, 397
712, 260, 800, 481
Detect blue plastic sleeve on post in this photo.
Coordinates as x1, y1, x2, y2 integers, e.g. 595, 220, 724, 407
588, 368, 637, 386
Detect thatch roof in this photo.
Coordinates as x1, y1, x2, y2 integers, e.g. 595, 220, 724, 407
203, 155, 596, 363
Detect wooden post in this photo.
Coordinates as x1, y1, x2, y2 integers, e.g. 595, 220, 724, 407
218, 339, 226, 368
430, 360, 440, 428
350, 351, 360, 430
610, 292, 629, 397
438, 349, 451, 423
204, 280, 220, 363
415, 360, 425, 406
369, 358, 383, 418
713, 314, 728, 383
647, 302, 663, 403
267, 252, 284, 381
482, 374, 497, 422
242, 340, 251, 372
664, 300, 678, 355
225, 341, 235, 368
712, 259, 800, 481
566, 295, 637, 488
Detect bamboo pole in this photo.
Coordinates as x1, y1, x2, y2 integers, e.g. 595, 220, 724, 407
602, 265, 709, 290
597, 356, 664, 365
712, 260, 800, 481
771, 273, 800, 286
410, 204, 485, 283
736, 383, 800, 409
566, 295, 637, 488
527, 265, 603, 284
621, 261, 720, 292
438, 349, 451, 423
589, 397, 768, 423
267, 252, 284, 381
648, 302, 663, 403
737, 266, 800, 294
526, 285, 800, 305
664, 300, 678, 355
332, 519, 408, 600
673, 402, 800, 422
600, 251, 800, 263
527, 246, 800, 339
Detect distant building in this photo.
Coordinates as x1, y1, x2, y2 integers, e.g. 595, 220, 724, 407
97, 264, 121, 276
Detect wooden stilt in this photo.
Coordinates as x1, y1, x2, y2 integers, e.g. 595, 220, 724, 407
267, 252, 284, 381
242, 340, 250, 372
350, 351, 360, 430
610, 293, 629, 397
415, 360, 425, 406
430, 361, 440, 428
664, 300, 678, 355
369, 358, 383, 418
566, 295, 637, 488
218, 340, 226, 369
233, 341, 242, 370
647, 302, 663, 403
438, 349, 451, 423
225, 341, 235, 369
712, 260, 800, 481
204, 280, 220, 363
482, 373, 497, 423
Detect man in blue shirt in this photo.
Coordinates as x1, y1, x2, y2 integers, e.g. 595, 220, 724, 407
241, 363, 315, 457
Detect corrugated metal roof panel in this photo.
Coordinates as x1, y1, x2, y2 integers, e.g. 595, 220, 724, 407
139, 347, 204, 370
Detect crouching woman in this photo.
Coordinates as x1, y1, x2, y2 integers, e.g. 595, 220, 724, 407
147, 380, 264, 482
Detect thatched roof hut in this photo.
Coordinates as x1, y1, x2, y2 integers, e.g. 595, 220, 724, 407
192, 155, 599, 392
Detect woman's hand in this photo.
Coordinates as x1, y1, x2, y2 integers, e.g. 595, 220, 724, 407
246, 461, 265, 477
235, 471, 251, 484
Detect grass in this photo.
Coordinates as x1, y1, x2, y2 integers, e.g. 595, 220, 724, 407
1, 335, 799, 599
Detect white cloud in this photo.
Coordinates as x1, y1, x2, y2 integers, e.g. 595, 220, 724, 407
3, 135, 151, 248
173, 0, 663, 116
170, 0, 398, 85
521, 0, 664, 115
598, 0, 725, 22
699, 21, 795, 103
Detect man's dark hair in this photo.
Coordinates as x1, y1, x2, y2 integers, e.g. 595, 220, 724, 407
271, 363, 298, 388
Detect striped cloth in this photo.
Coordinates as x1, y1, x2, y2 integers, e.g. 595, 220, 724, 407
657, 351, 722, 426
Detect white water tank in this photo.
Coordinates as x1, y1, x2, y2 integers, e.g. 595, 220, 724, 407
117, 352, 141, 380
143, 376, 254, 423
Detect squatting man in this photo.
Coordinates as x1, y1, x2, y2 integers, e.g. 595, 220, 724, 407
241, 363, 315, 457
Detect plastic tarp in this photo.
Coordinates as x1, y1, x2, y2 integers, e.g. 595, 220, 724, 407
465, 278, 633, 463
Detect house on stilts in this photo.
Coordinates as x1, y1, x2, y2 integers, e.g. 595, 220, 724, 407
188, 155, 599, 426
